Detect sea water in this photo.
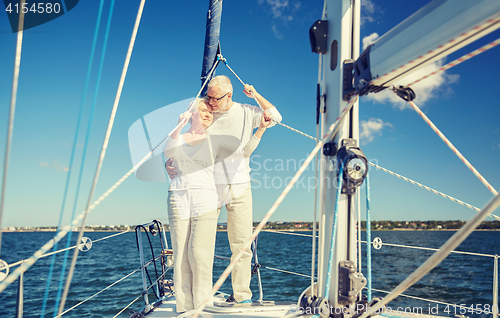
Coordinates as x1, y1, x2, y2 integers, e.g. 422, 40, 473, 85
0, 230, 499, 317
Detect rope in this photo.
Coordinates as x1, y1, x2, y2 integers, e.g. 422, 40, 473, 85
366, 172, 372, 302
376, 15, 500, 86
262, 230, 316, 238
0, 0, 25, 257
191, 97, 357, 318
45, 0, 110, 315
55, 268, 141, 317
5, 230, 131, 269
357, 193, 500, 318
311, 118, 321, 294
369, 162, 500, 221
368, 240, 495, 258
276, 121, 318, 141
110, 257, 169, 318
408, 37, 500, 87
58, 0, 124, 312
323, 159, 345, 301
311, 50, 323, 295
221, 57, 319, 141
112, 295, 143, 318
215, 254, 312, 278
407, 100, 498, 196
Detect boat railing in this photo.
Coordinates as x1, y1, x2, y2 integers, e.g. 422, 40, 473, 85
133, 220, 173, 315
1, 225, 173, 317
256, 230, 499, 318
361, 238, 499, 317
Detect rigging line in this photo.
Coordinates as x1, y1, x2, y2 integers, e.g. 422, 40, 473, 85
57, 253, 167, 317
377, 15, 500, 88
42, 0, 108, 315
366, 172, 372, 302
370, 240, 495, 258
221, 58, 319, 142
61, 269, 169, 318
58, 0, 142, 313
276, 121, 318, 141
407, 99, 498, 197
7, 230, 132, 269
214, 254, 312, 278
358, 193, 500, 318
112, 295, 144, 318
191, 97, 358, 318
369, 162, 500, 221
408, 37, 500, 87
0, 1, 25, 257
261, 265, 312, 278
311, 52, 323, 295
0, 57, 221, 295
0, 135, 165, 293
262, 230, 316, 238
323, 159, 345, 302
55, 268, 141, 317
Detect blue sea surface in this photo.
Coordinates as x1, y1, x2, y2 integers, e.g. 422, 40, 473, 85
0, 230, 499, 317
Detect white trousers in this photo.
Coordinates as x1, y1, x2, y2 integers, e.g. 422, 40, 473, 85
216, 182, 253, 302
168, 189, 218, 313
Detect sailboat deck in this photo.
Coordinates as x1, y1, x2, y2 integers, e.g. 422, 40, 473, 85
146, 295, 296, 318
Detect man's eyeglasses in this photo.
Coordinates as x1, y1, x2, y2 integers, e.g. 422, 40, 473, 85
205, 92, 229, 102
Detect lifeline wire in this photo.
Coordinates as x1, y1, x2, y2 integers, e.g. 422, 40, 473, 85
369, 162, 500, 221
6, 230, 131, 269
191, 97, 358, 318
358, 193, 500, 318
407, 100, 498, 196
0, 0, 25, 257
57, 0, 145, 313
42, 0, 109, 315
0, 30, 221, 296
55, 268, 141, 317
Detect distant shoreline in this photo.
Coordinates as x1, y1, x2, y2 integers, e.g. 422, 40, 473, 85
2, 228, 499, 233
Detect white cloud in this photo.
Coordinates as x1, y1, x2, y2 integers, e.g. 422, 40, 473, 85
258, 0, 301, 38
272, 24, 283, 39
40, 160, 69, 172
360, 118, 392, 145
361, 0, 378, 25
362, 33, 379, 50
364, 59, 459, 110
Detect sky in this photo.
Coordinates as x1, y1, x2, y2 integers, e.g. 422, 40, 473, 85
0, 0, 499, 228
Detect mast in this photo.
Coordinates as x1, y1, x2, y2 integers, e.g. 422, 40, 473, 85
200, 0, 223, 95
315, 0, 366, 312
312, 0, 500, 314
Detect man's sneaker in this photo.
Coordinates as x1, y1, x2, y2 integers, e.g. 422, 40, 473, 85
238, 299, 252, 304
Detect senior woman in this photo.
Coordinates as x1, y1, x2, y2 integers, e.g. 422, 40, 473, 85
163, 98, 218, 313
163, 97, 272, 312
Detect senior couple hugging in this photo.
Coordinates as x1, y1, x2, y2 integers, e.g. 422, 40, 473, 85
163, 75, 282, 313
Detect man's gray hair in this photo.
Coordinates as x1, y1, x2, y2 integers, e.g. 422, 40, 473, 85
208, 75, 233, 94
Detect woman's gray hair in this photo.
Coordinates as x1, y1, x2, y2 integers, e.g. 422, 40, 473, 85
188, 97, 208, 123
208, 75, 233, 94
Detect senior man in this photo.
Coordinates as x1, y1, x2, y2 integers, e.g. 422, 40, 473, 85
167, 75, 282, 303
